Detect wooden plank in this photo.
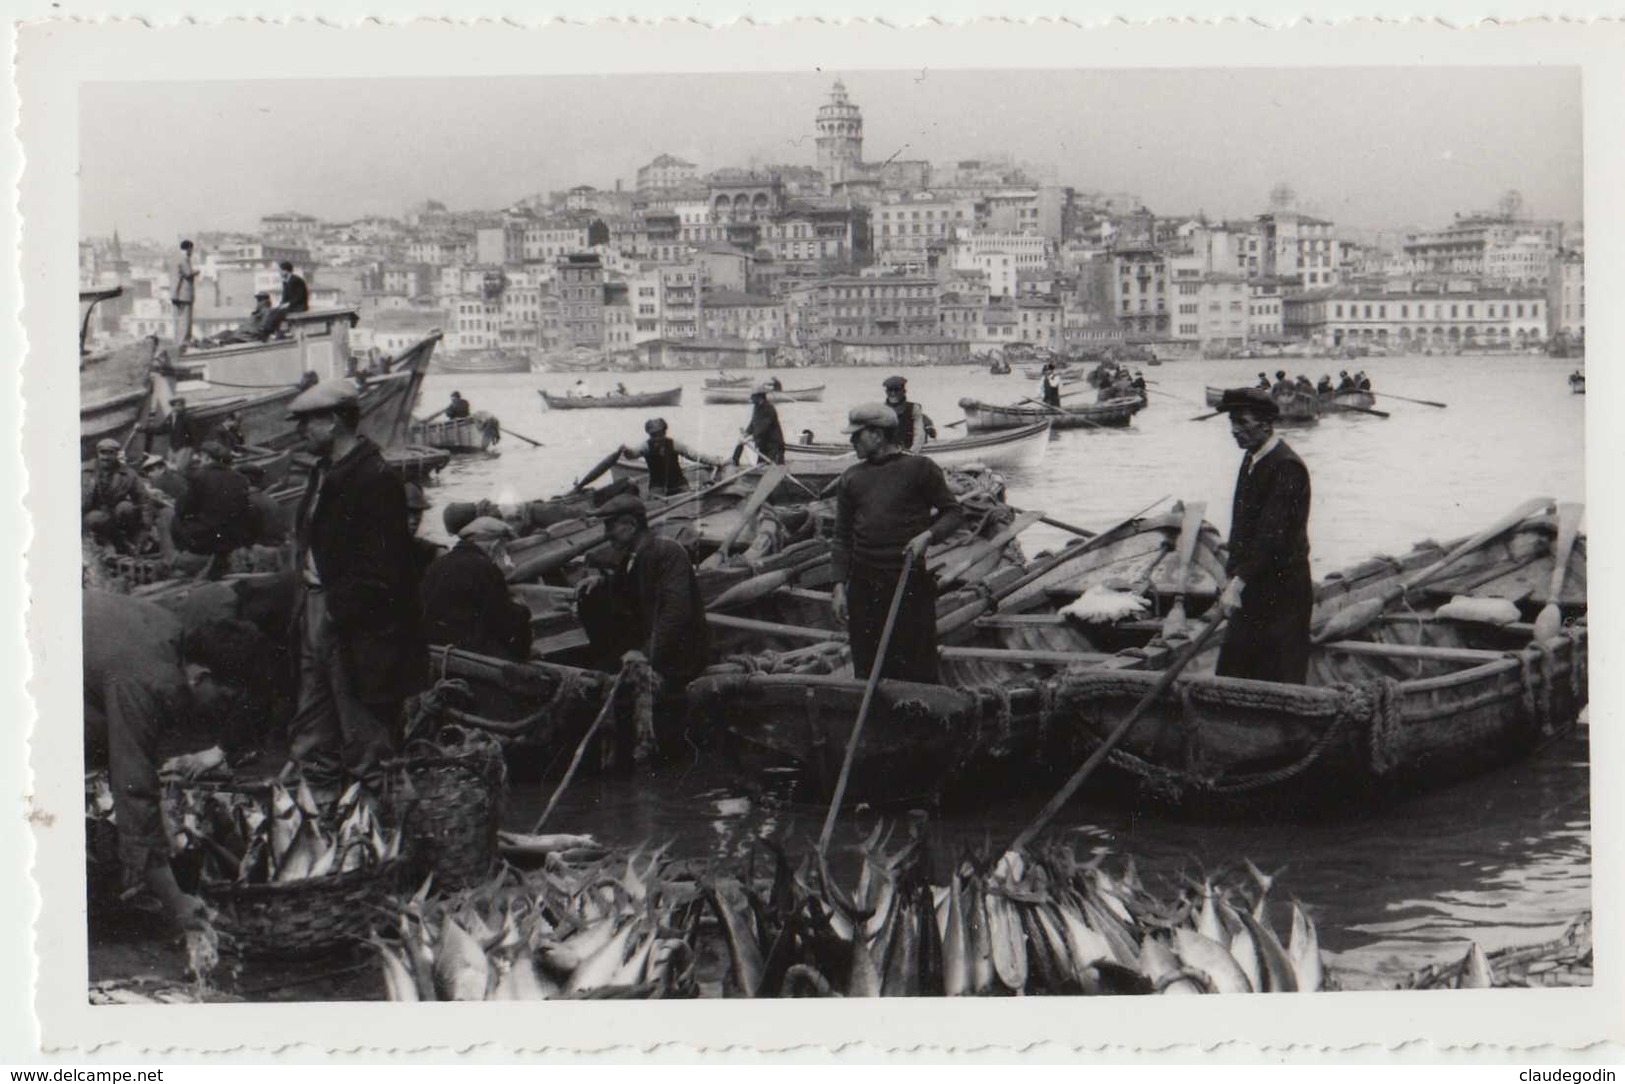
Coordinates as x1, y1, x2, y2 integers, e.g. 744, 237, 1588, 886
974, 613, 1068, 628
1321, 639, 1513, 662
778, 586, 834, 603
939, 645, 1113, 665
706, 612, 846, 641
529, 627, 591, 658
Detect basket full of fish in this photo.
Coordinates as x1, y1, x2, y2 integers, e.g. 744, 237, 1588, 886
383, 724, 508, 893
170, 778, 407, 958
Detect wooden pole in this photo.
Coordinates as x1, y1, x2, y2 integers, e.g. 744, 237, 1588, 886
531, 669, 627, 834
1532, 502, 1583, 641
817, 559, 916, 856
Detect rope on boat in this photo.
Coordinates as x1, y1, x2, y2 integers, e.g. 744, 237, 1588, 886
1565, 624, 1587, 702
967, 683, 1015, 741
1366, 677, 1404, 777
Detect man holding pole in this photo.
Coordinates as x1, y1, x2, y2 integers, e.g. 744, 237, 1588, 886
1211, 387, 1314, 685
831, 403, 963, 684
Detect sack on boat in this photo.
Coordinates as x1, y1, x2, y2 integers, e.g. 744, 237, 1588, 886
1434, 595, 1521, 626
1062, 584, 1151, 625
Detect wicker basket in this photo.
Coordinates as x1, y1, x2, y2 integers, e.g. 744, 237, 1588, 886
383, 729, 506, 893
200, 847, 404, 959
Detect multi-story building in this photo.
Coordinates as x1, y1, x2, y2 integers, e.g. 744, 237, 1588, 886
522, 220, 590, 263
815, 80, 863, 193
708, 171, 786, 224
659, 265, 704, 339
637, 154, 700, 192
498, 283, 543, 350
813, 275, 939, 339
1108, 248, 1169, 336
1484, 233, 1558, 286
259, 212, 322, 243
1548, 249, 1585, 340
1285, 284, 1547, 351
950, 231, 1051, 273
1016, 299, 1063, 349
692, 244, 752, 293
937, 289, 987, 343
1196, 275, 1249, 352
1248, 280, 1286, 342
1403, 213, 1566, 276
1257, 212, 1340, 288
450, 294, 501, 352
700, 289, 785, 342
873, 195, 976, 265
603, 283, 636, 353
557, 253, 605, 347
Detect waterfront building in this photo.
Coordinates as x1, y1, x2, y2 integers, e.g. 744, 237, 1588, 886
1108, 248, 1169, 336
825, 336, 968, 367
450, 293, 501, 352
557, 253, 606, 347
1284, 283, 1547, 351
1485, 233, 1559, 286
700, 289, 785, 343
1016, 298, 1064, 349
1548, 249, 1585, 340
1248, 280, 1286, 342
812, 274, 939, 339
1257, 211, 1341, 288
1403, 213, 1566, 276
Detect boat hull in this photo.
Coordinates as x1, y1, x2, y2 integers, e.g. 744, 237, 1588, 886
408, 413, 502, 453
1205, 385, 1321, 423
540, 387, 682, 409
1319, 390, 1376, 413
436, 350, 532, 375
958, 396, 1143, 432
702, 385, 825, 405
785, 420, 1052, 474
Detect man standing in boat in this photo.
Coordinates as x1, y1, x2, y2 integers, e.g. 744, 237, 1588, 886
1212, 387, 1314, 685
612, 418, 726, 497
882, 375, 937, 452
172, 239, 198, 350
1040, 362, 1064, 408
831, 403, 964, 684
734, 383, 786, 466
285, 379, 427, 792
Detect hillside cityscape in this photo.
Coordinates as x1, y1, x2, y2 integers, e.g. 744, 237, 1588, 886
78, 79, 1586, 371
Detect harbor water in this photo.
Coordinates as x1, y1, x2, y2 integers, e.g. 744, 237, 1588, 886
418, 353, 1590, 991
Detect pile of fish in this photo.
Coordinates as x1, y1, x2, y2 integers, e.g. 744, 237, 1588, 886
704, 828, 1329, 997
167, 778, 404, 886
373, 844, 701, 1001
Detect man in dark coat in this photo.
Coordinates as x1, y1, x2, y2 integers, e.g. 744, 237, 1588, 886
1212, 387, 1314, 685
420, 517, 533, 661
83, 590, 270, 930
882, 374, 936, 452
286, 379, 427, 788
735, 384, 786, 465
440, 391, 472, 421
831, 403, 964, 684
82, 438, 147, 550
615, 418, 725, 497
265, 261, 311, 338
171, 440, 254, 567
403, 482, 442, 583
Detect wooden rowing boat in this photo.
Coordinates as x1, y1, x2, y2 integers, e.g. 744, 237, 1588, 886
408, 412, 503, 453
688, 505, 1586, 814
1319, 389, 1376, 413
540, 387, 682, 410
1205, 385, 1321, 424
702, 385, 825, 405
784, 420, 1053, 475
957, 395, 1143, 432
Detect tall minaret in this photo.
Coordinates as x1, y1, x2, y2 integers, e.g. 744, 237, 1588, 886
815, 79, 864, 192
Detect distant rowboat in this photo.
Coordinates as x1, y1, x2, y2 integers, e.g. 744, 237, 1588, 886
786, 419, 1053, 474
540, 387, 683, 410
702, 385, 825, 405
1205, 385, 1321, 424
958, 395, 1143, 432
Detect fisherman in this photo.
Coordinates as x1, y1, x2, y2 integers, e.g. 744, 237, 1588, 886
172, 240, 198, 349
1211, 387, 1314, 685
420, 517, 534, 662
614, 418, 726, 498
82, 438, 147, 551
440, 391, 472, 421
1317, 374, 1334, 396
1256, 372, 1271, 390
1131, 370, 1148, 394
139, 453, 186, 511
575, 493, 710, 768
767, 376, 783, 392
831, 403, 964, 684
800, 429, 816, 445
1270, 370, 1293, 398
1294, 374, 1315, 396
568, 378, 589, 399
614, 382, 629, 396
403, 482, 442, 582
212, 410, 247, 452
265, 260, 310, 339
170, 440, 254, 574
236, 461, 289, 549
286, 379, 427, 790
83, 590, 271, 930
735, 383, 786, 466
882, 375, 937, 452
1040, 361, 1063, 408
1337, 370, 1355, 392
1355, 370, 1372, 391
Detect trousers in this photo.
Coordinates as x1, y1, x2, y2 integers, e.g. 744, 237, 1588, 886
287, 588, 398, 787
1214, 563, 1314, 685
846, 561, 939, 684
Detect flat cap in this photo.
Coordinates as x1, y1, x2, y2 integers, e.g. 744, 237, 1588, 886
443, 501, 480, 536
842, 402, 899, 434
139, 453, 166, 471
95, 438, 121, 453
597, 494, 648, 522
754, 382, 776, 394
1215, 387, 1280, 419
198, 439, 231, 462
459, 516, 515, 540
254, 291, 271, 301
644, 417, 668, 434
403, 482, 431, 511
286, 378, 359, 418
882, 375, 907, 390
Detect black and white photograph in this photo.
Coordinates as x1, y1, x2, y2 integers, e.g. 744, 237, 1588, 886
15, 19, 1623, 1058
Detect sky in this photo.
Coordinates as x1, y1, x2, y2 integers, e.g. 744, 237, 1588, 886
79, 67, 1583, 243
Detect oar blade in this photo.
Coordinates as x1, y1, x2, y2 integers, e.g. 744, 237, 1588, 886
1309, 598, 1383, 645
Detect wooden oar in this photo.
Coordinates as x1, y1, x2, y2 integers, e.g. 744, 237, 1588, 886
1009, 613, 1227, 853
943, 419, 968, 429
705, 464, 787, 568
707, 553, 830, 611
818, 559, 916, 856
1371, 390, 1448, 409
1311, 497, 1555, 644
572, 448, 625, 492
1338, 404, 1391, 419
1531, 501, 1584, 641
1161, 500, 1207, 638
502, 427, 547, 449
934, 510, 1044, 587
1018, 396, 1109, 430
1190, 410, 1224, 422
531, 668, 628, 833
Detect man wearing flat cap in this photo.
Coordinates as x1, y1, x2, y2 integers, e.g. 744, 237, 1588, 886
881, 375, 936, 453
613, 418, 726, 497
832, 402, 963, 684
170, 439, 254, 574
285, 378, 427, 789
82, 438, 147, 552
1211, 387, 1313, 685
733, 383, 786, 466
419, 516, 533, 662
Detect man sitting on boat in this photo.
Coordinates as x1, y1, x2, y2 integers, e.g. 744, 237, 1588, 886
1270, 370, 1292, 398
800, 429, 816, 445
82, 439, 149, 553
831, 403, 964, 684
616, 418, 726, 497
212, 410, 247, 452
420, 516, 534, 663
1317, 374, 1334, 396
437, 391, 472, 421
1131, 370, 1148, 394
264, 260, 310, 340
1355, 370, 1372, 391
567, 379, 589, 399
735, 383, 786, 466
1336, 370, 1355, 392
170, 440, 255, 576
1256, 372, 1272, 390
882, 375, 937, 452
1212, 387, 1314, 685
